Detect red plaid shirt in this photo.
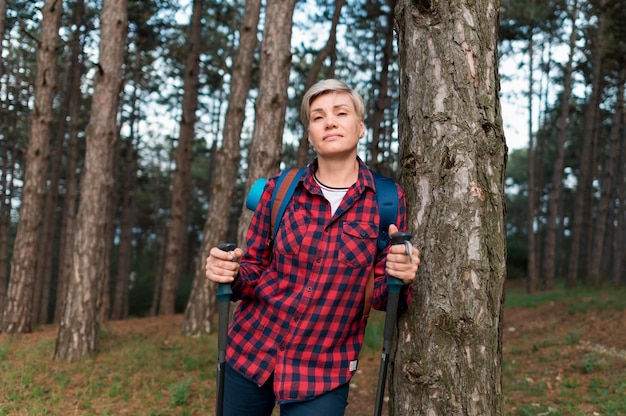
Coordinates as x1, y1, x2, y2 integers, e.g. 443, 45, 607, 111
227, 158, 412, 403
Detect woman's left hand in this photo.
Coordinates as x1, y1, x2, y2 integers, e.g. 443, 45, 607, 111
385, 224, 420, 285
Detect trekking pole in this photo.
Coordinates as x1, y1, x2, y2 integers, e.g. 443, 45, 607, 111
374, 232, 412, 416
215, 242, 236, 416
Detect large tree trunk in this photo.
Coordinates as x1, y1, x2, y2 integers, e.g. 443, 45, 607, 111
158, 0, 203, 316
394, 1, 507, 415
182, 0, 261, 335
1, 0, 62, 334
542, 1, 579, 290
236, 0, 298, 245
54, 0, 127, 362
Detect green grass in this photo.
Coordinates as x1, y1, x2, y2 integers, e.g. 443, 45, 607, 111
505, 282, 626, 311
0, 318, 217, 414
0, 286, 624, 415
503, 282, 626, 416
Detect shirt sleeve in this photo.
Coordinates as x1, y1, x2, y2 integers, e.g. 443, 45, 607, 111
371, 183, 414, 312
230, 176, 277, 301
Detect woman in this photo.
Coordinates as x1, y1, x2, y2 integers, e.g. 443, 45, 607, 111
205, 79, 420, 415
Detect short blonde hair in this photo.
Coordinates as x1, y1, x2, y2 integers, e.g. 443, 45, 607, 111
301, 79, 365, 128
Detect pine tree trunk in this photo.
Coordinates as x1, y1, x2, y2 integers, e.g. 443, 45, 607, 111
394, 1, 507, 414
0, 0, 6, 308
296, 0, 344, 168
54, 3, 84, 322
54, 0, 127, 362
590, 70, 624, 282
526, 27, 539, 293
112, 118, 138, 320
568, 0, 605, 287
182, 0, 261, 335
370, 3, 394, 176
236, 0, 298, 245
542, 1, 578, 290
159, 0, 203, 315
1, 0, 62, 334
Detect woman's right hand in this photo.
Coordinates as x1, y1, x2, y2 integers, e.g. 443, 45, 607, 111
205, 246, 243, 284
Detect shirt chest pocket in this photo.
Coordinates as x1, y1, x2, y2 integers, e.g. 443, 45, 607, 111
339, 222, 378, 267
275, 207, 308, 255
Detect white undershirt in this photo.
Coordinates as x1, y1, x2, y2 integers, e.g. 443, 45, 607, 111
315, 176, 349, 215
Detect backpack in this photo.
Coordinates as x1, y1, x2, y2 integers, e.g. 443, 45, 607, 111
246, 166, 399, 320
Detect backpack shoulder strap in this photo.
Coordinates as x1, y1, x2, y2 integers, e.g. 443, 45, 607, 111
362, 171, 399, 321
270, 167, 306, 242
372, 172, 398, 250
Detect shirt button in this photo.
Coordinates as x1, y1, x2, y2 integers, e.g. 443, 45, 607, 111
316, 258, 321, 263
280, 347, 285, 351
307, 287, 312, 292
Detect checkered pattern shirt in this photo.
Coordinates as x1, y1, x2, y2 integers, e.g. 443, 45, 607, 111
228, 158, 412, 403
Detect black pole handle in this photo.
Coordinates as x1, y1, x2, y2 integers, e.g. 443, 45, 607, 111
216, 243, 236, 302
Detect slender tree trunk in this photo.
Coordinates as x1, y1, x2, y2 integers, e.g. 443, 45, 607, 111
54, 0, 127, 362
236, 0, 298, 245
590, 69, 624, 282
111, 97, 139, 321
568, 0, 605, 288
0, 0, 5, 79
526, 24, 539, 293
54, 2, 84, 322
370, 0, 394, 176
0, 0, 7, 307
296, 0, 344, 168
542, 1, 578, 290
394, 1, 507, 414
159, 0, 203, 315
0, 138, 15, 310
614, 111, 626, 286
1, 0, 62, 334
182, 0, 262, 335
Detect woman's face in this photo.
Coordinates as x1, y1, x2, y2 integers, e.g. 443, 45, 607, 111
307, 92, 365, 160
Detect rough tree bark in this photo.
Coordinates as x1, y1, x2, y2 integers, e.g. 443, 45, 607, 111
1, 0, 62, 334
158, 0, 203, 315
182, 0, 261, 335
393, 0, 507, 414
54, 0, 127, 362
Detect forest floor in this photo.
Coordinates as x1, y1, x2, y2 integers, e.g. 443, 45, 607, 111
1, 285, 625, 415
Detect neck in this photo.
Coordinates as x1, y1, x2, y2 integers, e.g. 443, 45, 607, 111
315, 158, 359, 188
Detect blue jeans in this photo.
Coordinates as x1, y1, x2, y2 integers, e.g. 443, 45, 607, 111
223, 364, 349, 416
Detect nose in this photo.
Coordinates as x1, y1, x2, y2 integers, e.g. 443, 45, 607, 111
325, 115, 337, 128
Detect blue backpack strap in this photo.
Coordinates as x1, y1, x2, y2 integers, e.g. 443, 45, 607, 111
270, 167, 306, 242
372, 172, 398, 251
